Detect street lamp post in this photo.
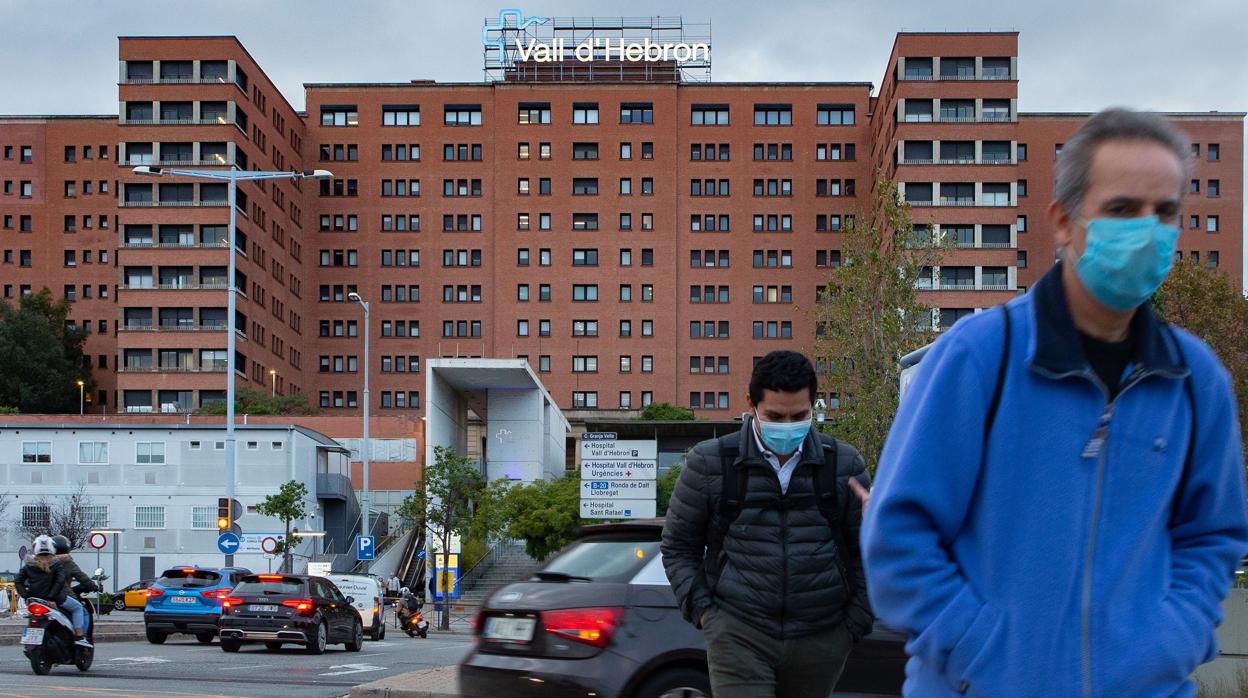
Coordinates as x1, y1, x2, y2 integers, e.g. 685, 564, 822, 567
76, 380, 84, 416
347, 292, 371, 564
133, 165, 332, 566
269, 369, 277, 398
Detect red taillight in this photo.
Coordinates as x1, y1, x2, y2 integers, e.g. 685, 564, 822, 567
281, 598, 314, 615
202, 588, 232, 601
145, 587, 164, 598
258, 575, 284, 581
472, 608, 484, 635
28, 602, 51, 616
221, 597, 242, 611
541, 607, 624, 649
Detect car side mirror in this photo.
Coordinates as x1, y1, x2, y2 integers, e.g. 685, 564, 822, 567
346, 596, 354, 604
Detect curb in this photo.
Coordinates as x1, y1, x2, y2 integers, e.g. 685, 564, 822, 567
0, 630, 148, 646
350, 667, 461, 698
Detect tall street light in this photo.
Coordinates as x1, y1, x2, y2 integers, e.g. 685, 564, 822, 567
76, 380, 84, 416
347, 291, 371, 565
133, 165, 332, 565
269, 369, 277, 398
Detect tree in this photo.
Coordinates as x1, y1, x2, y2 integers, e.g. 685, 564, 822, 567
256, 481, 309, 573
499, 474, 584, 561
638, 402, 695, 421
1153, 259, 1248, 459
810, 176, 947, 473
17, 482, 95, 550
397, 445, 486, 629
196, 388, 317, 416
0, 289, 92, 413
656, 465, 682, 517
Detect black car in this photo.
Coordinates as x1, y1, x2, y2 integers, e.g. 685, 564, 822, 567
218, 574, 364, 654
460, 520, 907, 698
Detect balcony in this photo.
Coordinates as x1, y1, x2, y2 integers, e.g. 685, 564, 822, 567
899, 72, 1014, 82
899, 158, 1015, 166
124, 159, 233, 168
118, 200, 229, 208
118, 282, 228, 290
119, 241, 230, 249
120, 76, 233, 85
117, 363, 227, 374
937, 197, 977, 207
121, 118, 232, 126
902, 114, 1017, 124
119, 322, 227, 332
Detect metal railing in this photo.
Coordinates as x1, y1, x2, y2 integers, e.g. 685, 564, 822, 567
124, 159, 233, 167
118, 200, 230, 208
120, 77, 233, 85
119, 241, 230, 249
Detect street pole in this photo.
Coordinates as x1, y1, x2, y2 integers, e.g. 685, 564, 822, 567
350, 293, 371, 564
77, 381, 84, 415
270, 369, 276, 397
225, 173, 237, 567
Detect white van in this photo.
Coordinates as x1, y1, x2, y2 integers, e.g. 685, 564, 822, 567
325, 574, 387, 640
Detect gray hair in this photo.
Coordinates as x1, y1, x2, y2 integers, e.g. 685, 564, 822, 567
1055, 107, 1193, 217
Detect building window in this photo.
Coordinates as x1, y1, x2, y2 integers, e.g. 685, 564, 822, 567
1207, 215, 1219, 233
78, 441, 108, 464
1208, 180, 1220, 197
572, 103, 599, 124
382, 105, 420, 126
320, 105, 359, 127
816, 104, 855, 125
1208, 144, 1220, 161
620, 103, 654, 124
22, 441, 52, 463
572, 391, 599, 408
134, 505, 166, 530
1018, 251, 1028, 269
518, 102, 551, 124
22, 504, 50, 530
444, 105, 483, 126
136, 441, 165, 464
192, 506, 216, 530
691, 104, 729, 125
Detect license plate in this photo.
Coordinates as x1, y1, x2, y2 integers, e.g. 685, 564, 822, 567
170, 596, 197, 604
21, 628, 44, 645
250, 604, 280, 613
483, 616, 536, 643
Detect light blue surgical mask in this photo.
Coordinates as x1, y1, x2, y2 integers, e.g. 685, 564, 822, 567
1074, 215, 1179, 311
754, 412, 812, 456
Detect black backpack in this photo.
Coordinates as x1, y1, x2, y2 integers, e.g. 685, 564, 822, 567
713, 427, 857, 591
985, 305, 1196, 526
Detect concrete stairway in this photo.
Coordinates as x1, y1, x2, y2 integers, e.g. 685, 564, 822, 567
457, 541, 542, 605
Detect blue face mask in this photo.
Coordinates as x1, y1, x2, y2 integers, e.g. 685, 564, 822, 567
1074, 215, 1179, 311
754, 413, 812, 456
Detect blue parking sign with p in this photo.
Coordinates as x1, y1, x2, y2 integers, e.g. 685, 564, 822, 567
356, 535, 375, 561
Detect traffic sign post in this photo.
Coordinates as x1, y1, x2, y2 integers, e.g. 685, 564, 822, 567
88, 533, 108, 550
356, 535, 375, 561
579, 433, 660, 520
217, 532, 241, 555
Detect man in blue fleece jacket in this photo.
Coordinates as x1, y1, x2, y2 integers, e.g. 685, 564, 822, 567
863, 107, 1248, 697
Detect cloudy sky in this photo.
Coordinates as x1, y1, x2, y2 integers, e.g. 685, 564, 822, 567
2, 0, 1245, 283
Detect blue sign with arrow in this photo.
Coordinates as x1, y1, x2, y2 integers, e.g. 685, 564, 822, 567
217, 532, 241, 555
356, 535, 375, 561
415, 549, 427, 560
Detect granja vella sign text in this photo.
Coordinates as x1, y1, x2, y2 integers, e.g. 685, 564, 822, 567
483, 10, 709, 64
514, 37, 709, 63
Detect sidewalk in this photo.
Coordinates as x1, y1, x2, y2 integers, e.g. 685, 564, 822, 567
350, 665, 461, 698
0, 620, 148, 645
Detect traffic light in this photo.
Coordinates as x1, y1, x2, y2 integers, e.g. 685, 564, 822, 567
217, 497, 242, 534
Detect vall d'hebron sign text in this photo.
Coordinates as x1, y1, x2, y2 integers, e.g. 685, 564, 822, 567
513, 38, 710, 63
580, 433, 658, 519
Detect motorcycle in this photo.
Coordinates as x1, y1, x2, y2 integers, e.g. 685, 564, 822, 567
22, 594, 96, 675
398, 603, 429, 638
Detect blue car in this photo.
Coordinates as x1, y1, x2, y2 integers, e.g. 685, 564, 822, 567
144, 566, 252, 644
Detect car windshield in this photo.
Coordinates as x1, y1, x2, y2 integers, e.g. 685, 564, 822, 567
234, 578, 304, 596
541, 537, 660, 582
157, 569, 221, 588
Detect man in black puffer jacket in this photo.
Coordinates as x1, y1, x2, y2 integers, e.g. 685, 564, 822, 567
662, 350, 873, 698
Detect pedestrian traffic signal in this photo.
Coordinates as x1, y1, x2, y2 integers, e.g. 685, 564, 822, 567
217, 497, 242, 534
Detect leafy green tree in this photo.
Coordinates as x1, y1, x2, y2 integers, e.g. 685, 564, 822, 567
810, 177, 947, 473
638, 402, 695, 421
1153, 259, 1248, 461
657, 465, 682, 517
499, 474, 584, 561
256, 481, 309, 573
196, 388, 317, 416
397, 445, 486, 629
0, 289, 91, 413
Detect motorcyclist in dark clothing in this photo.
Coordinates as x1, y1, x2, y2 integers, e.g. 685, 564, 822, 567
16, 535, 91, 646
52, 535, 96, 635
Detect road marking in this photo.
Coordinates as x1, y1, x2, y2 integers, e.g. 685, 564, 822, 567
319, 663, 385, 676
104, 656, 172, 664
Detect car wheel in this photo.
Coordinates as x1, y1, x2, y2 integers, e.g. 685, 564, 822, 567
113, 597, 126, 611
220, 639, 241, 653
145, 628, 167, 645
345, 621, 363, 652
196, 632, 214, 644
304, 621, 327, 655
265, 642, 282, 651
379, 622, 386, 640
634, 667, 712, 698
370, 618, 383, 641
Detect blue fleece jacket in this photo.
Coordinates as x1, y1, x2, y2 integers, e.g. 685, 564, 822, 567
863, 264, 1248, 697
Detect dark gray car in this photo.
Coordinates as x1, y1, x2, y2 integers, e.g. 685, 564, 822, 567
459, 520, 905, 698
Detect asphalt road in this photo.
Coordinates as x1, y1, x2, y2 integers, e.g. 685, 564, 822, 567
0, 631, 475, 697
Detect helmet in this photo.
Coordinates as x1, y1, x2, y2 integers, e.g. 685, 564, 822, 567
50, 535, 71, 555
400, 587, 410, 595
32, 535, 56, 556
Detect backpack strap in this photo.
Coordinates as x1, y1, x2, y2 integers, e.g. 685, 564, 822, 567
984, 304, 1012, 446
1163, 326, 1198, 528
813, 438, 857, 600
716, 436, 744, 539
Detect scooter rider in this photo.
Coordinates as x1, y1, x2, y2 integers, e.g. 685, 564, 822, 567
51, 535, 97, 638
397, 587, 421, 622
15, 536, 91, 647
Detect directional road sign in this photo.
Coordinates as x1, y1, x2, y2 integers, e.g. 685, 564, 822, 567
217, 532, 241, 555
356, 535, 375, 561
580, 460, 658, 480
582, 479, 657, 499
580, 499, 658, 519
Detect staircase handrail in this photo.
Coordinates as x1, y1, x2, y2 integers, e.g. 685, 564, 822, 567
459, 538, 523, 592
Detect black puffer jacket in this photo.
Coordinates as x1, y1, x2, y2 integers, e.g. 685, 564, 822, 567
661, 417, 873, 639
16, 556, 69, 604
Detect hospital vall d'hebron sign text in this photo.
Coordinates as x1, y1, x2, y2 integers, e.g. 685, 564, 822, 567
513, 37, 710, 63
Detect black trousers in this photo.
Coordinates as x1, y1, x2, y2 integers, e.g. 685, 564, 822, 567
701, 604, 853, 698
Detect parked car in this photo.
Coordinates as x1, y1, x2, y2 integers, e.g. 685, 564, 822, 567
460, 520, 907, 698
114, 580, 155, 611
324, 573, 387, 640
218, 574, 364, 654
144, 566, 251, 644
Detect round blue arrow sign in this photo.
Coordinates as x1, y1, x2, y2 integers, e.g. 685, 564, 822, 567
217, 532, 241, 555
